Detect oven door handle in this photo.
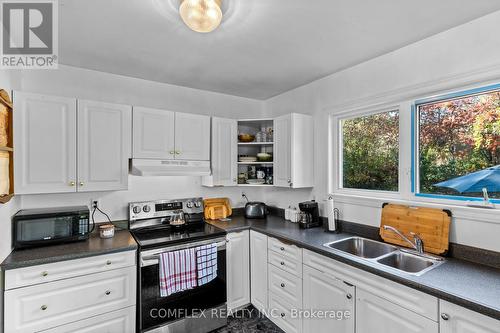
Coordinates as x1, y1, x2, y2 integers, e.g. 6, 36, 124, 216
140, 237, 226, 267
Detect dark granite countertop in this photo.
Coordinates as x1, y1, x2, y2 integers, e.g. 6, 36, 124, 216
208, 215, 500, 320
1, 227, 137, 270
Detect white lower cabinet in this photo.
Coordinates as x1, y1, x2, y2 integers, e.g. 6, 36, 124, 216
250, 231, 268, 312
226, 230, 250, 311
356, 288, 438, 333
440, 300, 500, 333
39, 307, 136, 333
3, 250, 136, 333
302, 265, 355, 333
269, 292, 302, 333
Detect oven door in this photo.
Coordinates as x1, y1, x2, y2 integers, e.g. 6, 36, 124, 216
139, 237, 227, 333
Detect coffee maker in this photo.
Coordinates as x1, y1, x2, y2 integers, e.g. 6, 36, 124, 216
298, 200, 321, 229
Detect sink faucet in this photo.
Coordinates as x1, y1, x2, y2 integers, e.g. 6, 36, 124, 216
383, 225, 424, 254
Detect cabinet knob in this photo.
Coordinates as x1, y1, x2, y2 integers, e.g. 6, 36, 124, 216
41, 271, 48, 277
79, 182, 84, 186
441, 313, 449, 321
175, 151, 181, 155
280, 261, 285, 266
69, 181, 75, 186
280, 247, 285, 251
280, 283, 285, 288
106, 260, 112, 266
169, 151, 175, 155
105, 290, 111, 296
346, 293, 352, 300
40, 305, 48, 311
280, 313, 285, 318
287, 179, 291, 183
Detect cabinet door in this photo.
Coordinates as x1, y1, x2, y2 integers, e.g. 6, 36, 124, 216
174, 112, 210, 161
212, 117, 237, 186
133, 106, 175, 159
40, 306, 135, 333
302, 265, 355, 333
226, 230, 250, 311
440, 300, 500, 333
13, 92, 77, 194
77, 100, 131, 192
250, 231, 268, 312
356, 288, 438, 333
274, 114, 291, 187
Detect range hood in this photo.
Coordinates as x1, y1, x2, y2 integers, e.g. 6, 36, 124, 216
131, 159, 211, 177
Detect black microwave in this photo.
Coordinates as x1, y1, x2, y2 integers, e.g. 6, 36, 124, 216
13, 206, 90, 249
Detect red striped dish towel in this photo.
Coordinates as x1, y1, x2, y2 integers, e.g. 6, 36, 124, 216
159, 248, 197, 297
195, 243, 218, 286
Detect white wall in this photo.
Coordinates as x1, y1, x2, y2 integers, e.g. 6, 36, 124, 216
0, 65, 265, 262
264, 11, 500, 252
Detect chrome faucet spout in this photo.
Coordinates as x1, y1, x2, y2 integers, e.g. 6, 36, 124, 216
383, 225, 424, 254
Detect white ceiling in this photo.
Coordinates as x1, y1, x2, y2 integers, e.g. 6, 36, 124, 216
59, 0, 500, 100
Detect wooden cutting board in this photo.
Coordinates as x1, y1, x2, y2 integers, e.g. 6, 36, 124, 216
380, 203, 451, 255
203, 198, 232, 220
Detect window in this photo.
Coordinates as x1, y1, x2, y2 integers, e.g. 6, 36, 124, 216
341, 110, 399, 191
415, 86, 500, 200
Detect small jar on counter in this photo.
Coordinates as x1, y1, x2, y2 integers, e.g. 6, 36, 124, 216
99, 224, 115, 239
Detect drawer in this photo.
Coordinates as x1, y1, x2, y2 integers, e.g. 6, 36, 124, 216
268, 264, 302, 308
39, 306, 136, 333
5, 266, 136, 333
268, 250, 302, 277
303, 249, 438, 321
268, 237, 302, 262
5, 250, 136, 290
268, 291, 302, 333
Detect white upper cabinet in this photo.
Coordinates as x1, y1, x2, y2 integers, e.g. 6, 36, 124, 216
202, 117, 237, 187
132, 109, 210, 161
174, 112, 210, 161
440, 300, 500, 333
274, 113, 313, 188
14, 92, 77, 194
303, 265, 355, 333
14, 92, 132, 194
77, 100, 131, 192
133, 106, 175, 159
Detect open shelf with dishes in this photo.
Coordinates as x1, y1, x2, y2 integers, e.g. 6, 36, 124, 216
237, 119, 274, 186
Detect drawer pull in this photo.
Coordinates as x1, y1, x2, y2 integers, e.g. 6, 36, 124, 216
280, 247, 285, 251
40, 305, 48, 311
441, 313, 449, 321
280, 283, 285, 288
41, 271, 48, 277
106, 260, 112, 265
280, 261, 285, 266
105, 290, 111, 296
346, 293, 352, 300
280, 313, 285, 317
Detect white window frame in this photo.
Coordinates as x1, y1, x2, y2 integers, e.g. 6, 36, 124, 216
331, 104, 407, 200
327, 79, 499, 218
412, 83, 500, 205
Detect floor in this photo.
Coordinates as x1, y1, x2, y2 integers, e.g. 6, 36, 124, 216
212, 306, 284, 333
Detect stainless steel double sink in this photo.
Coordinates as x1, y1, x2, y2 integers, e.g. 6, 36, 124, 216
323, 237, 444, 276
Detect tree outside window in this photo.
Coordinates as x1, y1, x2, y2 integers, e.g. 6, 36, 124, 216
418, 89, 500, 199
341, 110, 399, 192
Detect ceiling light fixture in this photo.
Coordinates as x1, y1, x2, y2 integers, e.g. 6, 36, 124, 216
179, 0, 223, 33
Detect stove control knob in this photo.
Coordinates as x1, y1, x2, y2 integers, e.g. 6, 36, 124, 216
194, 201, 202, 208
133, 206, 142, 214
143, 205, 151, 213
186, 202, 193, 208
